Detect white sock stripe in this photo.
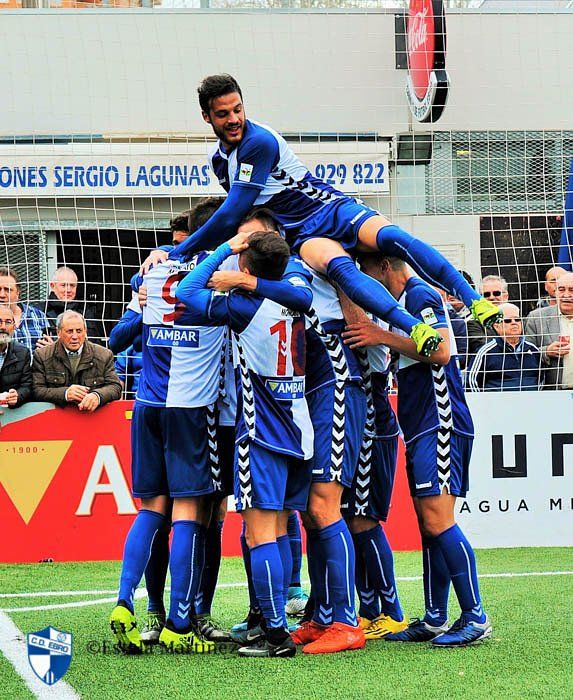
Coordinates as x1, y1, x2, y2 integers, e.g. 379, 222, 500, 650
339, 531, 353, 607
184, 532, 197, 602
370, 539, 389, 588
425, 546, 434, 609
459, 539, 479, 606
264, 558, 278, 620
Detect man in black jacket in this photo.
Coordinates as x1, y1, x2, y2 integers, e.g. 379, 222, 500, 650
0, 305, 32, 409
45, 266, 105, 344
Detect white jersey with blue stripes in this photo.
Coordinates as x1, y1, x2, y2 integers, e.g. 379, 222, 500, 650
209, 119, 344, 229
136, 256, 226, 408
366, 317, 392, 374
229, 295, 313, 460
300, 261, 363, 394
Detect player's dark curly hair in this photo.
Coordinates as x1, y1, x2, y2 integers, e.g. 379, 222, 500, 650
239, 208, 279, 234
241, 232, 290, 280
198, 74, 243, 114
169, 197, 225, 237
188, 197, 226, 234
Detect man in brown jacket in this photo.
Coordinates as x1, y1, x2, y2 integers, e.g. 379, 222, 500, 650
32, 310, 121, 411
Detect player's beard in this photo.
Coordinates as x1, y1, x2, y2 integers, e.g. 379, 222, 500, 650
212, 121, 244, 150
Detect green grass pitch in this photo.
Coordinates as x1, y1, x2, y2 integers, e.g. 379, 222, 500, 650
1, 548, 572, 699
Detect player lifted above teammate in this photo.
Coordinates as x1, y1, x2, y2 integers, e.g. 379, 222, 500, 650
145, 73, 501, 357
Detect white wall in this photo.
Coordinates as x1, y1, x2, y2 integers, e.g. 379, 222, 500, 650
1, 9, 571, 138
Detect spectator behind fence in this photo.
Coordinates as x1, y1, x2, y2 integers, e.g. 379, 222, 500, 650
0, 266, 50, 354
536, 266, 566, 309
467, 303, 544, 392
32, 310, 121, 411
466, 275, 509, 355
525, 272, 573, 389
45, 266, 105, 344
0, 304, 32, 409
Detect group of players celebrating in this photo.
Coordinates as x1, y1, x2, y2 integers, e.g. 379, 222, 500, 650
109, 74, 495, 658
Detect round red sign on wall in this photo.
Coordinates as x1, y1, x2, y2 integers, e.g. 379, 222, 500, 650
406, 0, 449, 123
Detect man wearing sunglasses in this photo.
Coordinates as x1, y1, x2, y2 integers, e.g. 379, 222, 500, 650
467, 276, 510, 356
467, 303, 544, 391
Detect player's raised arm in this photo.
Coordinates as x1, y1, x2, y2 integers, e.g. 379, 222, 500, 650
175, 233, 250, 318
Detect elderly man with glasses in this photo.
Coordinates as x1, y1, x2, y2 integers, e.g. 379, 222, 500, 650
0, 304, 33, 411
466, 275, 510, 356
467, 303, 544, 391
525, 271, 573, 390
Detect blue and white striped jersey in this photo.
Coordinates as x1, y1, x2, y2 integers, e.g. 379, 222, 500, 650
301, 262, 363, 394
364, 318, 399, 439
392, 277, 474, 444
134, 254, 226, 409
209, 119, 344, 230
175, 243, 314, 460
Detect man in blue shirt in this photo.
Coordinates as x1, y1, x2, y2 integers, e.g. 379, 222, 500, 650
467, 303, 544, 391
343, 253, 492, 648
142, 74, 501, 359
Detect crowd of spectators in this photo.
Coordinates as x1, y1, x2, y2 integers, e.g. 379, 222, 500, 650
0, 217, 571, 413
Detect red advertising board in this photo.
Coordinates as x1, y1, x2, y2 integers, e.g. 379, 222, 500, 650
1, 401, 419, 563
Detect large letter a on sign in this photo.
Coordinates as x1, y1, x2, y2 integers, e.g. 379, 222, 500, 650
76, 445, 136, 516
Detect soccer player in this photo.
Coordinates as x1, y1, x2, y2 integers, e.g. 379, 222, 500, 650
109, 198, 233, 644
143, 74, 501, 357
176, 231, 314, 658
340, 310, 407, 640
208, 209, 308, 640
109, 246, 228, 654
343, 254, 492, 647
289, 264, 367, 654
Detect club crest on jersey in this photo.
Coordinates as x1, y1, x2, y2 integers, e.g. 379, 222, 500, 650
265, 377, 305, 400
421, 307, 439, 326
238, 163, 254, 182
27, 627, 72, 686
148, 326, 200, 347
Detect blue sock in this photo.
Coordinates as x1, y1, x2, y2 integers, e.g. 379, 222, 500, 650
276, 534, 293, 605
144, 523, 170, 614
314, 519, 357, 627
240, 524, 259, 612
436, 525, 486, 623
422, 535, 450, 626
118, 509, 165, 612
326, 256, 421, 335
306, 529, 326, 624
353, 525, 403, 622
250, 542, 287, 629
352, 534, 381, 621
376, 225, 480, 307
168, 520, 206, 631
195, 519, 223, 616
287, 513, 302, 587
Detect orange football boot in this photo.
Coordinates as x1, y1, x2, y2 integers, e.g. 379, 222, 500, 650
302, 622, 366, 654
290, 621, 328, 646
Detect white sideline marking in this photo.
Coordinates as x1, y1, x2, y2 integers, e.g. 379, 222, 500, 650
0, 582, 246, 613
0, 611, 80, 700
1, 571, 571, 613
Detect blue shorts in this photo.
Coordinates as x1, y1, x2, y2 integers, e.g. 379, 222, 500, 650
234, 440, 312, 512
286, 197, 379, 253
405, 430, 473, 498
342, 435, 398, 522
131, 403, 221, 499
214, 424, 235, 498
307, 383, 367, 488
